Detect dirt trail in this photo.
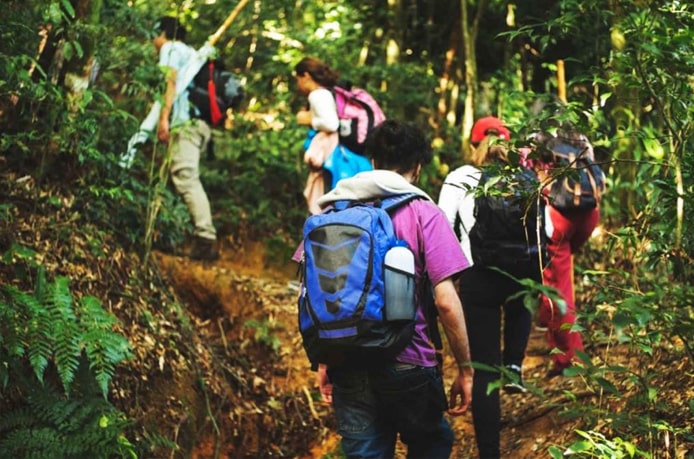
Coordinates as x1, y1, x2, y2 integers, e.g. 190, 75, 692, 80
155, 244, 585, 458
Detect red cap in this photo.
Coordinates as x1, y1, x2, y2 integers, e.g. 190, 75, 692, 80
470, 116, 511, 144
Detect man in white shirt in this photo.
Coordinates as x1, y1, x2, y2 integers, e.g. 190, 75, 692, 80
152, 16, 219, 261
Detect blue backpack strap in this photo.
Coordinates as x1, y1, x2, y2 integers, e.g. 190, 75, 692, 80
378, 193, 421, 214
379, 193, 442, 365
331, 200, 353, 211
327, 193, 421, 213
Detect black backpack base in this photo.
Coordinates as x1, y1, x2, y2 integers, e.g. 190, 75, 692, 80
471, 240, 546, 281
300, 311, 416, 367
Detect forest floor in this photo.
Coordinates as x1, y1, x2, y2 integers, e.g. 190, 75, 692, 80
152, 239, 694, 459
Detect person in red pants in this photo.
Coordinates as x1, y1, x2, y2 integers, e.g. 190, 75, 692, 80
535, 129, 602, 378
539, 205, 599, 377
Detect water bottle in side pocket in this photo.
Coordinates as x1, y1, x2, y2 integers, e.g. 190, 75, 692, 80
384, 243, 416, 321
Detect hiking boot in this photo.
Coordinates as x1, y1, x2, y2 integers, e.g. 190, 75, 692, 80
546, 366, 565, 380
287, 280, 301, 293
189, 236, 219, 261
503, 364, 527, 394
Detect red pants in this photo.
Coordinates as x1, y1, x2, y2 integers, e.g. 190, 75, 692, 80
539, 206, 599, 371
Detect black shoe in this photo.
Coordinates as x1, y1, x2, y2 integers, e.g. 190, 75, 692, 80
546, 366, 565, 380
190, 236, 219, 261
503, 364, 527, 394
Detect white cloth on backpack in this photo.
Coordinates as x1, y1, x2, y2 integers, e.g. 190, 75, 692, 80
317, 170, 432, 209
304, 131, 338, 169
438, 165, 481, 266
303, 130, 339, 215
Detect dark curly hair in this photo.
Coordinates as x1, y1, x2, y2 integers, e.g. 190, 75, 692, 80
364, 120, 433, 174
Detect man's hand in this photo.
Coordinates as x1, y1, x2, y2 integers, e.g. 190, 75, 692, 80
433, 278, 473, 416
448, 367, 473, 416
316, 363, 332, 404
157, 118, 170, 143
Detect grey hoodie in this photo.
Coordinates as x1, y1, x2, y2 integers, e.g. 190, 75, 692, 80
316, 170, 432, 209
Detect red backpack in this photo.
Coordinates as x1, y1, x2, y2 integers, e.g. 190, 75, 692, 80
333, 85, 386, 154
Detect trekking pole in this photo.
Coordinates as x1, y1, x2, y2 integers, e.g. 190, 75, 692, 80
557, 59, 567, 104
208, 0, 250, 47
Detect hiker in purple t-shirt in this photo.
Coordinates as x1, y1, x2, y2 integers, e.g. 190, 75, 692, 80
311, 120, 474, 458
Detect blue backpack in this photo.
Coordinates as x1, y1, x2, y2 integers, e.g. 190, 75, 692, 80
298, 193, 420, 366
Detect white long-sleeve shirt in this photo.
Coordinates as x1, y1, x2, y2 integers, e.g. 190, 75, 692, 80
307, 88, 339, 132
437, 165, 481, 266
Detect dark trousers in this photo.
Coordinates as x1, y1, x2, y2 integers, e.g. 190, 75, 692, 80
458, 266, 539, 458
327, 362, 453, 459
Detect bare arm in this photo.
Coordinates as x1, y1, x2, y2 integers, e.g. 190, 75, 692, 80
434, 277, 473, 415
316, 363, 333, 404
296, 109, 312, 126
157, 66, 177, 143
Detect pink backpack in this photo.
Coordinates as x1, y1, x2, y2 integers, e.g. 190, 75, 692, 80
333, 85, 386, 154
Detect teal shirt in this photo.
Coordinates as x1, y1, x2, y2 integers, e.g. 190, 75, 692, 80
158, 40, 195, 127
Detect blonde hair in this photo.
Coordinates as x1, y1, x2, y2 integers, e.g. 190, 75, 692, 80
469, 136, 509, 167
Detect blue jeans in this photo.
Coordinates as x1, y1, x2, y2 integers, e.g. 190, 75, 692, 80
327, 362, 453, 459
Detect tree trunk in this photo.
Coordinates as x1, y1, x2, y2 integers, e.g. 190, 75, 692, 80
435, 13, 460, 133
460, 0, 488, 159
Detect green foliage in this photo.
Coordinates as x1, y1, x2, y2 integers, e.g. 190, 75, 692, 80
0, 385, 137, 459
502, 3, 694, 457
0, 267, 135, 458
244, 318, 283, 354
549, 430, 648, 458
0, 267, 133, 396
206, 116, 308, 239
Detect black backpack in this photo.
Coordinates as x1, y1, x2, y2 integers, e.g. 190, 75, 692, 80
466, 166, 547, 280
188, 60, 244, 127
544, 136, 606, 212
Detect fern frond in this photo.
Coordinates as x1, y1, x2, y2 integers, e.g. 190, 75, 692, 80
78, 296, 133, 396
1, 285, 40, 356
26, 339, 51, 384
46, 276, 77, 323
2, 284, 53, 381
0, 274, 137, 459
25, 387, 75, 428
53, 333, 81, 394
34, 277, 81, 394
32, 265, 48, 306
0, 427, 65, 459
0, 405, 36, 433
78, 295, 118, 328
